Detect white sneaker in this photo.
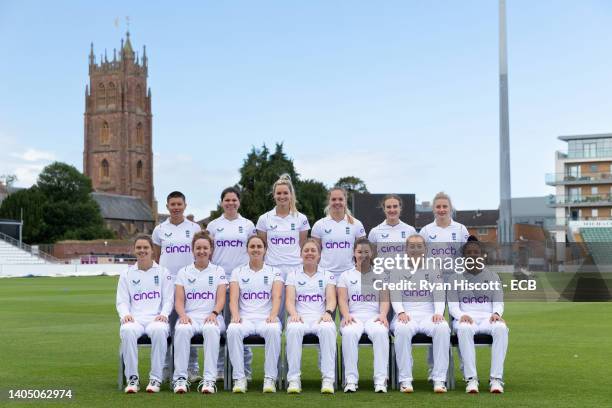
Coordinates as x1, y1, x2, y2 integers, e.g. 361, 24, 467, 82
173, 377, 189, 394
188, 368, 202, 383
400, 381, 414, 393
198, 379, 216, 394
490, 378, 504, 393
344, 382, 357, 393
124, 376, 139, 393
374, 383, 387, 393
321, 378, 335, 394
433, 380, 447, 393
287, 379, 301, 394
232, 378, 247, 393
145, 379, 161, 393
466, 377, 479, 394
263, 377, 276, 393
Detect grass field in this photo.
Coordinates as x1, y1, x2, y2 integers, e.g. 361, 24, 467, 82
0, 276, 610, 407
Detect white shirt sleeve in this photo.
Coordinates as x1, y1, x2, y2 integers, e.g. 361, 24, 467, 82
355, 220, 366, 238
206, 219, 216, 238
217, 266, 228, 287
285, 270, 296, 287
337, 272, 348, 289
419, 225, 429, 241
368, 227, 377, 244
230, 267, 240, 283
272, 267, 284, 283
431, 269, 446, 315
160, 268, 174, 317
255, 214, 267, 232
447, 274, 462, 320
311, 219, 323, 239
151, 225, 162, 246
246, 220, 257, 237
461, 224, 470, 242
299, 213, 310, 232
325, 271, 337, 286
116, 270, 131, 319
175, 268, 186, 286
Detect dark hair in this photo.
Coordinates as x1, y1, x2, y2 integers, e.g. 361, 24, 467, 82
221, 187, 241, 201
167, 191, 186, 203
462, 235, 482, 255
192, 230, 214, 257
133, 234, 154, 249
353, 237, 374, 266
247, 235, 267, 250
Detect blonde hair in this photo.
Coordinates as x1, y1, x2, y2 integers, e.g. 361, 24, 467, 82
324, 187, 355, 224
272, 173, 298, 216
432, 191, 453, 211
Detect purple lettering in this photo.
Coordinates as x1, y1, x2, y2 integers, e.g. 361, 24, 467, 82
165, 244, 192, 254
270, 237, 296, 245
186, 291, 215, 300
350, 293, 377, 302
461, 295, 490, 304
216, 239, 243, 248
242, 291, 271, 300
297, 294, 324, 303
133, 291, 161, 301
402, 289, 431, 297
324, 241, 352, 249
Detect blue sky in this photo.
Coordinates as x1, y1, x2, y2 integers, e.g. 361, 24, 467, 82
2, 1, 612, 219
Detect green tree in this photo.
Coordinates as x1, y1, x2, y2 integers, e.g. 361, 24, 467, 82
335, 176, 369, 211
0, 187, 46, 243
208, 144, 327, 225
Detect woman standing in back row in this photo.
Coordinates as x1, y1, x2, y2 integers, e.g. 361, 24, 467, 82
312, 187, 366, 280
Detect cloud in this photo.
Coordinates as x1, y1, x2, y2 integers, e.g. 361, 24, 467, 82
10, 148, 56, 162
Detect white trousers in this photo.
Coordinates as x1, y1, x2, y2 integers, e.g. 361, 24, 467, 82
166, 310, 199, 371
173, 315, 226, 381
391, 313, 450, 382
340, 317, 389, 385
227, 319, 282, 380
120, 319, 170, 381
286, 318, 337, 381
454, 318, 508, 380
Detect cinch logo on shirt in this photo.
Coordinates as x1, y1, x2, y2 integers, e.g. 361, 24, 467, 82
431, 247, 457, 256
216, 239, 243, 247
242, 291, 270, 300
325, 241, 351, 249
297, 293, 323, 302
380, 244, 404, 253
351, 293, 376, 302
462, 295, 490, 304
402, 289, 431, 297
165, 244, 191, 254
270, 236, 296, 245
133, 291, 160, 301
186, 291, 215, 300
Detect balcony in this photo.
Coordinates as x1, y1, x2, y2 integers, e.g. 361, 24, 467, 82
548, 193, 612, 207
545, 172, 612, 186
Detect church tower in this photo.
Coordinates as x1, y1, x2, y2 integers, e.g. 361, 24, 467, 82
83, 32, 154, 209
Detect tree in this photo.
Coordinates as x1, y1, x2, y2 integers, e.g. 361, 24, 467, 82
335, 176, 369, 211
0, 162, 114, 244
208, 143, 328, 225
0, 187, 46, 243
0, 174, 18, 188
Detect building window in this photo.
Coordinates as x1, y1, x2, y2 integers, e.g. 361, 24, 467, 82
478, 228, 488, 235
590, 164, 598, 173
97, 83, 105, 107
100, 122, 110, 145
591, 186, 598, 195
136, 123, 144, 145
584, 143, 597, 158
100, 159, 110, 179
592, 209, 599, 217
107, 82, 116, 106
136, 160, 143, 179
566, 165, 580, 179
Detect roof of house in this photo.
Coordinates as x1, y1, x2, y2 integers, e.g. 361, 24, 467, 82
92, 192, 154, 222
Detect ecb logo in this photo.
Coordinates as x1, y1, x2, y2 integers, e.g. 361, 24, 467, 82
401, 231, 406, 239
186, 230, 191, 238
154, 275, 159, 286
291, 223, 295, 231
209, 276, 214, 286
239, 226, 243, 233
452, 232, 457, 241
264, 276, 269, 285
345, 227, 350, 235
318, 280, 323, 288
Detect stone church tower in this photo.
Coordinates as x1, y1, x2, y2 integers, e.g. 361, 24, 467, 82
83, 32, 154, 209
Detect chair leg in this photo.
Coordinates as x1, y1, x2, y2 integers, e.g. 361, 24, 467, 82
224, 344, 231, 391
389, 342, 396, 390
335, 342, 340, 391
448, 346, 456, 390
117, 344, 124, 390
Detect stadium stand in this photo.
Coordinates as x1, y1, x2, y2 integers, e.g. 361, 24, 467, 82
0, 232, 53, 265
580, 227, 612, 267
